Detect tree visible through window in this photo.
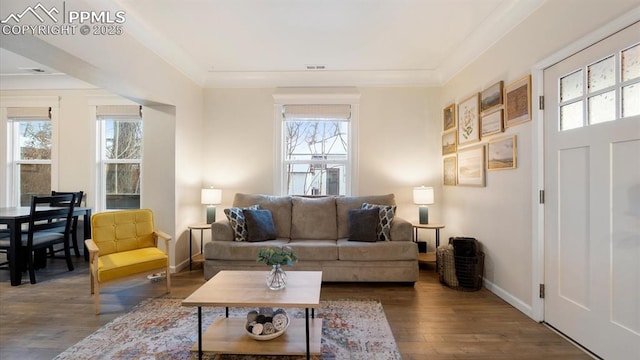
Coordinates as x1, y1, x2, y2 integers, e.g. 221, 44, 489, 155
103, 120, 142, 209
96, 104, 143, 210
282, 104, 350, 195
17, 121, 51, 205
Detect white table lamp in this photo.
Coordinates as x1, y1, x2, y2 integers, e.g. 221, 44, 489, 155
413, 186, 434, 224
201, 188, 222, 224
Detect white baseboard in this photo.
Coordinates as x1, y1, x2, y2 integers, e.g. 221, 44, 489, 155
483, 277, 535, 320
171, 255, 193, 274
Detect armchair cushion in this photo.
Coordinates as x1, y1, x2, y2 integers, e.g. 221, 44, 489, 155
97, 247, 168, 282
91, 210, 155, 255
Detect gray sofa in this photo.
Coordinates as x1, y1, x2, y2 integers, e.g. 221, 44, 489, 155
203, 193, 418, 283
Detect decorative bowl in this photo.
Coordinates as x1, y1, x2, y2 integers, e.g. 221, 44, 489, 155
245, 308, 290, 341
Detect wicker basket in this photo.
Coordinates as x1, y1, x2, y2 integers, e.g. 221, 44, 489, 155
438, 245, 484, 291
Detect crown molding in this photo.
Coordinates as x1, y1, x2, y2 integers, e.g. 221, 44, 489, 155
203, 69, 441, 88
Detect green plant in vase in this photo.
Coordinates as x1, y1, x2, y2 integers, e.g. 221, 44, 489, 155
257, 246, 298, 290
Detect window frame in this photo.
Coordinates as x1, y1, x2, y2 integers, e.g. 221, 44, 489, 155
0, 96, 59, 207
557, 42, 640, 131
89, 97, 143, 212
273, 89, 360, 196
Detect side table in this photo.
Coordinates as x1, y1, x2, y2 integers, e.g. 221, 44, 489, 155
412, 223, 445, 268
189, 224, 211, 270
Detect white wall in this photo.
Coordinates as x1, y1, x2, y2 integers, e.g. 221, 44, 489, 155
203, 87, 443, 235
440, 0, 640, 315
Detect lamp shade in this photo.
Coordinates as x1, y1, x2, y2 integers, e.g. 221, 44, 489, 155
201, 188, 222, 205
413, 186, 434, 205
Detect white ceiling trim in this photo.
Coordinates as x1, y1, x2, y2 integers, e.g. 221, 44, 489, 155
204, 69, 441, 88
108, 0, 545, 88
438, 0, 546, 84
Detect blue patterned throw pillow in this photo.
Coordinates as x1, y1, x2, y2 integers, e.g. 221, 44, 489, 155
361, 203, 397, 241
224, 205, 259, 242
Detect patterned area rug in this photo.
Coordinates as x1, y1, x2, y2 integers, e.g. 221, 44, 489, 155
54, 298, 401, 360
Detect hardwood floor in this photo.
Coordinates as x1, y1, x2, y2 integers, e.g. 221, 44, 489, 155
0, 255, 590, 360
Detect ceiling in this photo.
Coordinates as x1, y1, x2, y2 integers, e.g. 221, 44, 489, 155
0, 0, 544, 88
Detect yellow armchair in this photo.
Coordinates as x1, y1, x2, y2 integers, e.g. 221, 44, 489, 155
85, 209, 171, 314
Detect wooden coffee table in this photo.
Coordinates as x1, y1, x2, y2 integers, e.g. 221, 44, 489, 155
182, 270, 323, 360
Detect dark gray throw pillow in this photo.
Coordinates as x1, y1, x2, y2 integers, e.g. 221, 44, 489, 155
243, 209, 277, 242
347, 208, 379, 242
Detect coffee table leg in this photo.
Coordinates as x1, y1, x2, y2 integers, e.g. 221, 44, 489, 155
305, 308, 310, 360
198, 306, 202, 360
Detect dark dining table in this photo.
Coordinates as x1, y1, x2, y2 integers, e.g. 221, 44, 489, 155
0, 206, 92, 286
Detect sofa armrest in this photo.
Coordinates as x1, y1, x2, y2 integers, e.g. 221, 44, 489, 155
390, 216, 413, 241
212, 219, 234, 241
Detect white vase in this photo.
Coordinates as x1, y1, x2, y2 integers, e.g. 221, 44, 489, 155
266, 264, 287, 290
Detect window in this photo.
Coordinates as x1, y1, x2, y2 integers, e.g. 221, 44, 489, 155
96, 105, 142, 210
559, 42, 639, 131
6, 107, 53, 206
281, 104, 352, 196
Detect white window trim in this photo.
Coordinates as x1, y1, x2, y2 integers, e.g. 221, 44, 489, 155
88, 95, 142, 212
272, 88, 360, 196
0, 96, 59, 207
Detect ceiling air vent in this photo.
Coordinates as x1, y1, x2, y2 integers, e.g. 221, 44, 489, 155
305, 64, 326, 70
18, 67, 47, 74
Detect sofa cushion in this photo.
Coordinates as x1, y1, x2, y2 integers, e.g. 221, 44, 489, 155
205, 239, 290, 261
347, 208, 379, 242
243, 209, 277, 242
362, 203, 396, 241
234, 193, 292, 239
291, 197, 337, 240
337, 239, 417, 261
224, 205, 259, 242
287, 240, 338, 261
336, 194, 395, 239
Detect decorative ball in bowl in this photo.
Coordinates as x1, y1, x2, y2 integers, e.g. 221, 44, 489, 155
245, 308, 290, 341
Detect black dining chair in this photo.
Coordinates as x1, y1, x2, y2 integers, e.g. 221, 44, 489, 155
23, 194, 76, 284
50, 191, 84, 257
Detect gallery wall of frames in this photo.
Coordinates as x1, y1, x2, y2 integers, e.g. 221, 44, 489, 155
442, 74, 531, 187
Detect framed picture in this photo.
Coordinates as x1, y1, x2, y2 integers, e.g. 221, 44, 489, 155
442, 130, 457, 155
443, 104, 456, 131
488, 135, 517, 171
457, 93, 480, 146
481, 81, 503, 113
457, 145, 485, 187
504, 75, 531, 127
481, 109, 504, 138
443, 155, 457, 186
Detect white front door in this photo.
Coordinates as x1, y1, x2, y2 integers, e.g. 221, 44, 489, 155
543, 21, 640, 360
